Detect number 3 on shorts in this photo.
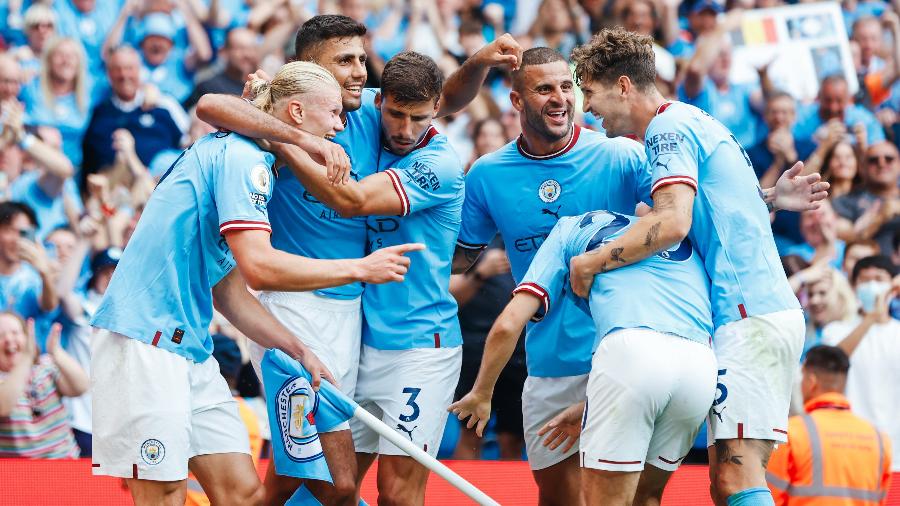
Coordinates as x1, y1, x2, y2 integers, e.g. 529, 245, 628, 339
400, 387, 422, 423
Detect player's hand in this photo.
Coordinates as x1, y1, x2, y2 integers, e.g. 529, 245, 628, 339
448, 390, 492, 437
298, 346, 337, 391
569, 253, 595, 299
242, 69, 272, 100
772, 162, 830, 212
537, 401, 585, 453
472, 33, 523, 71
297, 134, 352, 185
356, 243, 426, 284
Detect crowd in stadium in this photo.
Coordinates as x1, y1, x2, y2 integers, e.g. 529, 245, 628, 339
0, 0, 898, 504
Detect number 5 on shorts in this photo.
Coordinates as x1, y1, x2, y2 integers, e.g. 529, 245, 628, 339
713, 369, 727, 406
400, 387, 422, 423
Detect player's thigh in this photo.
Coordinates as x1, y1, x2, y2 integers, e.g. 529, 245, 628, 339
532, 453, 582, 506
581, 467, 641, 506
260, 460, 302, 506
376, 455, 431, 505
709, 309, 804, 444
633, 464, 674, 506
188, 452, 263, 506
91, 329, 192, 481
522, 374, 588, 472
125, 478, 187, 506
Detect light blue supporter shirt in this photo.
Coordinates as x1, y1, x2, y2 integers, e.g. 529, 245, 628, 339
268, 88, 382, 300
647, 101, 800, 328
457, 126, 652, 377
678, 79, 762, 148
10, 171, 83, 241
20, 80, 91, 168
91, 133, 276, 363
362, 127, 465, 350
516, 211, 712, 349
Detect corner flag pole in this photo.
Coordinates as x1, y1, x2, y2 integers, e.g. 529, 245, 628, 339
351, 407, 501, 506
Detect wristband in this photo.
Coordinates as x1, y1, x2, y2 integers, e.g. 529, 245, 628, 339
18, 133, 36, 151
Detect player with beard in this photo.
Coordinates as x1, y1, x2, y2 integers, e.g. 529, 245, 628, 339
568, 29, 829, 506
195, 16, 520, 505
449, 47, 652, 506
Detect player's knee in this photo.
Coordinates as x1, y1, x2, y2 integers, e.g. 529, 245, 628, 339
232, 480, 266, 506
330, 476, 360, 505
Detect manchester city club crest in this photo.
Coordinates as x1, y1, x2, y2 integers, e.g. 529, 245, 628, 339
538, 179, 561, 203
276, 376, 324, 462
251, 164, 271, 193
140, 439, 165, 465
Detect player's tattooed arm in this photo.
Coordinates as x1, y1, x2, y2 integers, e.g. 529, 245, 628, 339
448, 293, 539, 437
569, 183, 695, 298
451, 245, 484, 274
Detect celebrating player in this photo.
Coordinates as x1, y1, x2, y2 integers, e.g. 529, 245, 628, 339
568, 28, 829, 506
271, 51, 463, 505
451, 208, 717, 505
89, 61, 420, 506
195, 16, 521, 504
450, 47, 651, 506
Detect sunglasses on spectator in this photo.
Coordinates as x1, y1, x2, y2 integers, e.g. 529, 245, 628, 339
867, 154, 896, 164
27, 22, 54, 29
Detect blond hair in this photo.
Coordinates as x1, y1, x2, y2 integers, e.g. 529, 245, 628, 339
249, 61, 340, 114
40, 37, 87, 113
24, 4, 56, 29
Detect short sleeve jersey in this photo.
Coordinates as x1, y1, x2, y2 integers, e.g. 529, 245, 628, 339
268, 89, 381, 300
647, 101, 799, 328
362, 128, 465, 350
457, 126, 652, 377
92, 133, 276, 363
515, 211, 713, 351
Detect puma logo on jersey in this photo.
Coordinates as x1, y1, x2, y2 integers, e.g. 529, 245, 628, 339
542, 206, 562, 220
655, 158, 672, 173
396, 424, 417, 441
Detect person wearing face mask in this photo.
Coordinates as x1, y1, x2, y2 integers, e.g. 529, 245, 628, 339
822, 255, 900, 472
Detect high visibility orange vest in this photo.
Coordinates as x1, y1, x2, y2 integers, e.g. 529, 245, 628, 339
185, 397, 263, 506
767, 392, 893, 506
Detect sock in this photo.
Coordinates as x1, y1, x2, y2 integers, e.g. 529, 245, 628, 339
726, 487, 775, 506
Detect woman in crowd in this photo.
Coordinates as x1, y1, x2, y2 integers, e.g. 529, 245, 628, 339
821, 140, 862, 200
20, 37, 92, 168
467, 117, 508, 170
0, 313, 88, 458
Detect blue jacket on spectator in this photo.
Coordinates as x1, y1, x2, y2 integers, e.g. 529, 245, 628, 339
793, 103, 886, 145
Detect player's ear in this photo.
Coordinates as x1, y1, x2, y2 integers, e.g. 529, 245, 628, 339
618, 75, 630, 97
374, 91, 382, 109
432, 97, 440, 115
287, 99, 305, 125
509, 90, 523, 112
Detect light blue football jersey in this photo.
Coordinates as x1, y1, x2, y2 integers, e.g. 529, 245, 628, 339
91, 133, 276, 363
458, 126, 652, 377
268, 88, 381, 299
516, 211, 712, 350
646, 101, 800, 328
362, 127, 465, 350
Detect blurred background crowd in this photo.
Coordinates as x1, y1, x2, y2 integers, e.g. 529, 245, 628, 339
0, 0, 898, 477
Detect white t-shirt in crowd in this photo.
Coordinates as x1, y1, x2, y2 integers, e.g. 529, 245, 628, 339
823, 316, 900, 471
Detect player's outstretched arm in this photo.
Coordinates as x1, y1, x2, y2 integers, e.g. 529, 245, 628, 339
762, 161, 830, 212
537, 401, 585, 454
437, 33, 523, 119
212, 268, 336, 389
195, 93, 350, 180
272, 142, 405, 216
569, 183, 695, 298
224, 229, 424, 291
448, 293, 539, 437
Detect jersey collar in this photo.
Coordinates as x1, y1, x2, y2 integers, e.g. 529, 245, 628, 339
516, 124, 581, 161
655, 101, 674, 116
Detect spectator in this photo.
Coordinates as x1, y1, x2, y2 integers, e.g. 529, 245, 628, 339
785, 201, 845, 270
0, 201, 59, 345
823, 255, 900, 471
184, 27, 259, 109
767, 345, 893, 505
20, 37, 91, 168
104, 3, 213, 105
842, 239, 882, 279
859, 11, 900, 110
529, 0, 588, 58
449, 238, 525, 461
794, 267, 857, 355
794, 74, 886, 147
9, 4, 58, 84
852, 16, 886, 76
0, 313, 87, 458
818, 140, 862, 200
664, 0, 723, 59
467, 117, 508, 169
833, 142, 900, 255
0, 54, 22, 103
680, 12, 764, 148
620, 0, 677, 94
52, 0, 120, 95
81, 45, 187, 189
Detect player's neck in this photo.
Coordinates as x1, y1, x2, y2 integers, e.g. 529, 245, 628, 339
519, 125, 574, 157
636, 91, 669, 139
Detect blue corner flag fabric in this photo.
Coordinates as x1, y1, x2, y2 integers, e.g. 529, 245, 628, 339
262, 349, 358, 484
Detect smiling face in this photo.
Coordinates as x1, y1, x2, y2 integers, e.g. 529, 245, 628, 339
0, 313, 28, 373
311, 36, 368, 113
826, 142, 857, 183
48, 39, 81, 87
280, 87, 345, 140
580, 76, 634, 138
511, 61, 575, 144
